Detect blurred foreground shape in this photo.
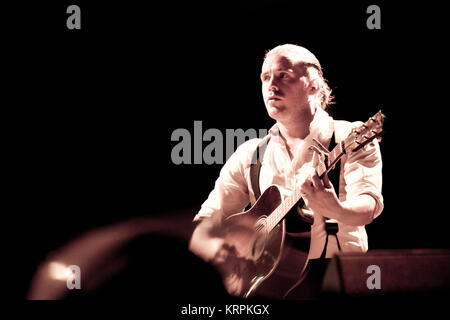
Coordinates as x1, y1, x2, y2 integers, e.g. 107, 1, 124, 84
27, 215, 228, 300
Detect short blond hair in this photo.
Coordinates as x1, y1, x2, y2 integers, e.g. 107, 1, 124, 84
264, 44, 334, 110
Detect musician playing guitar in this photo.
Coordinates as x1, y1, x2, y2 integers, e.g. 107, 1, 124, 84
189, 44, 384, 299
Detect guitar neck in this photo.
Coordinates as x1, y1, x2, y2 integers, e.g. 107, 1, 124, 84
266, 141, 346, 232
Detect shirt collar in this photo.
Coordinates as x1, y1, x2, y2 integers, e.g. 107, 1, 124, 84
268, 107, 334, 145
309, 107, 334, 144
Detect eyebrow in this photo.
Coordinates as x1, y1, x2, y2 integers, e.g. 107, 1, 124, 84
298, 62, 322, 75
260, 68, 295, 78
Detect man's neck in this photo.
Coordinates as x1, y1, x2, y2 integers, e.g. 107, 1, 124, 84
276, 107, 316, 159
277, 107, 316, 141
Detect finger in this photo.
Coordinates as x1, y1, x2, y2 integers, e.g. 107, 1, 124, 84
322, 172, 333, 189
300, 177, 313, 195
311, 148, 320, 168
311, 170, 324, 191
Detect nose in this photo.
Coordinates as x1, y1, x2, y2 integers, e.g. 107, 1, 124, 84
267, 76, 279, 94
269, 84, 279, 94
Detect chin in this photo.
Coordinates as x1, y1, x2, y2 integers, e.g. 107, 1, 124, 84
267, 106, 284, 119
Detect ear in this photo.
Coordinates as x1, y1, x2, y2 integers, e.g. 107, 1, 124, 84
308, 78, 321, 95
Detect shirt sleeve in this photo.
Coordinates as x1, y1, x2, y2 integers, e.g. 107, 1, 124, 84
193, 139, 259, 222
342, 134, 384, 220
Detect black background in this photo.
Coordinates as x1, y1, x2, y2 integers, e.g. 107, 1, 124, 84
5, 0, 449, 304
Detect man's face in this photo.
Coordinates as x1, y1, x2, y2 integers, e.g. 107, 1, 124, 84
261, 53, 312, 122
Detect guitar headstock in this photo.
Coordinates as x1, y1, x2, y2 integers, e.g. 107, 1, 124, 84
349, 110, 385, 152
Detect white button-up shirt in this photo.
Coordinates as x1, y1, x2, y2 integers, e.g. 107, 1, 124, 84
194, 108, 384, 259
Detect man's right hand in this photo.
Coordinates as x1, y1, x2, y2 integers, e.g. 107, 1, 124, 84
188, 215, 254, 296
188, 215, 227, 262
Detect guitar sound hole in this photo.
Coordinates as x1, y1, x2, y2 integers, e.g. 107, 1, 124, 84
252, 233, 266, 260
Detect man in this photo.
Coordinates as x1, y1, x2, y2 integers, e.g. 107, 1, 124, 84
189, 44, 383, 298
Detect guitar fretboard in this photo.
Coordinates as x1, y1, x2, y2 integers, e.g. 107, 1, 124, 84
266, 140, 346, 231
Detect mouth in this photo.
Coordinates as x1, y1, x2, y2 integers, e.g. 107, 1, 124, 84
268, 96, 282, 104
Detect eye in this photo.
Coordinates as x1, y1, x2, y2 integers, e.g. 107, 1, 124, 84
279, 72, 289, 79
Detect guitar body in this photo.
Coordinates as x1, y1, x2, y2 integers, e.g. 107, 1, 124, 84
252, 231, 310, 299
221, 185, 310, 298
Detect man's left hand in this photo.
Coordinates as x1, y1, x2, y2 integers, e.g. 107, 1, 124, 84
299, 170, 342, 219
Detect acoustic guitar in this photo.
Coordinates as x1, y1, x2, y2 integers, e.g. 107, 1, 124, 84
196, 111, 385, 299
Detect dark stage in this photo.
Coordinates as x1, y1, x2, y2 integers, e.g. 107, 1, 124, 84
5, 0, 449, 314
